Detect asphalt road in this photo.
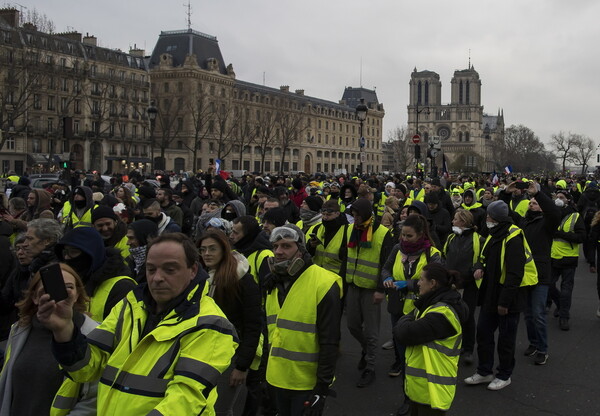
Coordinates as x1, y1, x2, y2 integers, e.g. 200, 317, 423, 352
323, 258, 600, 416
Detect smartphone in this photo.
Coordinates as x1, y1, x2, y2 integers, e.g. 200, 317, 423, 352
310, 233, 323, 245
516, 181, 528, 190
39, 263, 68, 302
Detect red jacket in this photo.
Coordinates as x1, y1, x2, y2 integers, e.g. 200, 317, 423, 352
290, 187, 308, 208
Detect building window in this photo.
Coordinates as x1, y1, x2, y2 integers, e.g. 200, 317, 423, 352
74, 100, 81, 114
6, 135, 15, 150
47, 118, 54, 133
33, 94, 41, 110
466, 81, 470, 104
90, 65, 97, 76
425, 81, 429, 105
74, 120, 80, 135
32, 139, 41, 153
61, 78, 68, 91
465, 131, 470, 142
417, 81, 422, 104
132, 125, 137, 138
61, 97, 68, 112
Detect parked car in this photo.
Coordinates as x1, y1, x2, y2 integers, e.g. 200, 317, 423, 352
28, 173, 61, 189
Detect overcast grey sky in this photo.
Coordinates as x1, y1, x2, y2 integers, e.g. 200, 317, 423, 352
15, 0, 600, 145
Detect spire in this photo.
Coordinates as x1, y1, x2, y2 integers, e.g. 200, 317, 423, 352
468, 48, 471, 69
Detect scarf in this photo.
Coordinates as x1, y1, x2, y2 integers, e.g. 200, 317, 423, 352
130, 246, 147, 274
348, 216, 374, 248
400, 236, 432, 259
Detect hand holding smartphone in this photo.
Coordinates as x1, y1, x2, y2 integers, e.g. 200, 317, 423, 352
39, 263, 69, 302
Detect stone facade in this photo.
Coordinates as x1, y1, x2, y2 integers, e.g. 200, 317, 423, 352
148, 29, 385, 175
407, 66, 504, 172
0, 8, 151, 175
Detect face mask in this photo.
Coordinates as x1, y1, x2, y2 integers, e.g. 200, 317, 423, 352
268, 255, 305, 276
65, 255, 91, 279
145, 215, 161, 224
300, 208, 317, 221
452, 226, 463, 235
486, 221, 498, 229
555, 199, 565, 208
222, 211, 237, 221
73, 199, 86, 209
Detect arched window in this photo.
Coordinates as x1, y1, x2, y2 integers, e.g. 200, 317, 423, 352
458, 132, 463, 142
459, 81, 463, 104
465, 131, 470, 142
417, 81, 422, 104
425, 81, 429, 105
466, 81, 470, 104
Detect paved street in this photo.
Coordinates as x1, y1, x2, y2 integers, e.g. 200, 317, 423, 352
324, 258, 600, 416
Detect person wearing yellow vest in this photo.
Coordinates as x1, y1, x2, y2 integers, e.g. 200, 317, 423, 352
409, 179, 426, 202
38, 233, 238, 416
465, 200, 537, 391
55, 227, 136, 322
60, 186, 96, 230
381, 214, 442, 383
345, 198, 394, 388
307, 199, 349, 278
264, 224, 341, 416
460, 189, 486, 233
126, 219, 159, 283
0, 263, 98, 416
504, 184, 562, 365
394, 263, 468, 415
92, 205, 130, 260
549, 190, 586, 331
443, 209, 483, 366
231, 216, 274, 290
505, 181, 530, 218
296, 196, 323, 234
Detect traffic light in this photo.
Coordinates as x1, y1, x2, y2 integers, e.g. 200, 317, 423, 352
62, 161, 71, 169
414, 144, 421, 160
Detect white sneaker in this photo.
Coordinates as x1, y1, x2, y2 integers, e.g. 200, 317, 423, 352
382, 340, 394, 350
464, 373, 495, 385
487, 377, 511, 391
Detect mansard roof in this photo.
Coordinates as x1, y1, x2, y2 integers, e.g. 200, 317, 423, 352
148, 29, 227, 74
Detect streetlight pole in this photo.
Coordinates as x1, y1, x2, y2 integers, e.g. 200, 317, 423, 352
414, 100, 430, 177
355, 98, 368, 176
146, 101, 157, 174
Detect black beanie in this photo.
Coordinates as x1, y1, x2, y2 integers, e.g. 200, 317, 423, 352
91, 205, 118, 223
263, 207, 287, 227
292, 178, 303, 190
212, 180, 229, 193
304, 196, 323, 212
138, 185, 156, 200
129, 219, 159, 246
350, 198, 373, 219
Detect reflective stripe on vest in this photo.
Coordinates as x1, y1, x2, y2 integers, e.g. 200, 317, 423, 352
392, 246, 441, 314
443, 232, 480, 266
510, 199, 529, 217
480, 225, 538, 287
551, 212, 580, 259
346, 224, 389, 289
89, 275, 136, 321
460, 202, 483, 211
248, 249, 274, 285
313, 224, 346, 275
405, 302, 462, 411
410, 189, 425, 202
266, 264, 342, 390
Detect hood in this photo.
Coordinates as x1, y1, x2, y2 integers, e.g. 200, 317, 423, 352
408, 200, 429, 218
236, 226, 272, 257
232, 251, 250, 279
86, 247, 132, 295
70, 186, 95, 211
32, 189, 52, 213
340, 184, 357, 201
55, 227, 106, 274
222, 200, 247, 218
583, 188, 600, 202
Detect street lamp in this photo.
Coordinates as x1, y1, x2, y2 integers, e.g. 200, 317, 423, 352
146, 100, 157, 173
355, 98, 368, 176
414, 101, 430, 177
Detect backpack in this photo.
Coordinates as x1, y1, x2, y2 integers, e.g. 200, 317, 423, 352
582, 199, 600, 226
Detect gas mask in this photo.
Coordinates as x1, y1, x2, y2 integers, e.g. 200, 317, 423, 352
268, 255, 305, 276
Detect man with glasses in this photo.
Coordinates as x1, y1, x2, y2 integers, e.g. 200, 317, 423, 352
264, 224, 341, 416
308, 200, 348, 279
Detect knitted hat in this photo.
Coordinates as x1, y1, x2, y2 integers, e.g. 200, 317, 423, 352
350, 198, 373, 219
385, 182, 395, 189
91, 205, 118, 223
138, 185, 156, 199
424, 192, 439, 205
292, 178, 303, 190
263, 207, 288, 227
487, 200, 510, 222
303, 196, 323, 212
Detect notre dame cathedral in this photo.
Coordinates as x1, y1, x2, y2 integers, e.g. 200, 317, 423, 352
407, 66, 504, 173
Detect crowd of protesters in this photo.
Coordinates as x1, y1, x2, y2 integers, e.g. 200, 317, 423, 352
0, 165, 599, 415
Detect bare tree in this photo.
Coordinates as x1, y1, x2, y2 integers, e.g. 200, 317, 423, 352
254, 110, 278, 173
155, 96, 185, 171
0, 48, 47, 150
550, 132, 578, 174
277, 106, 308, 174
499, 125, 554, 172
22, 8, 56, 33
386, 126, 413, 172
231, 106, 256, 171
212, 98, 239, 163
570, 134, 595, 174
187, 94, 213, 172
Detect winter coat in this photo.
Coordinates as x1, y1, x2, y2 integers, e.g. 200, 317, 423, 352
207, 252, 262, 372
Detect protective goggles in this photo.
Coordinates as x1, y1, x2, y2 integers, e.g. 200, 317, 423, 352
270, 226, 301, 243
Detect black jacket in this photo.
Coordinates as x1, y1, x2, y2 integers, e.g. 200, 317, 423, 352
509, 190, 562, 284
394, 286, 469, 346
474, 221, 528, 313
443, 228, 483, 288
428, 206, 452, 244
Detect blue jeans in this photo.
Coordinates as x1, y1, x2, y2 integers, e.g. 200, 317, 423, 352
549, 267, 576, 319
524, 285, 549, 353
476, 310, 520, 380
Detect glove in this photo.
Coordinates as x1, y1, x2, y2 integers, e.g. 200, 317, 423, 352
384, 277, 393, 283
394, 280, 408, 290
303, 394, 326, 416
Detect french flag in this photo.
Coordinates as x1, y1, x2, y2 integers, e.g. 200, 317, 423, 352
504, 165, 512, 174
215, 159, 222, 174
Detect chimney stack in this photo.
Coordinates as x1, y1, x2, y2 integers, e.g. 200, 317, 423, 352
83, 33, 97, 46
